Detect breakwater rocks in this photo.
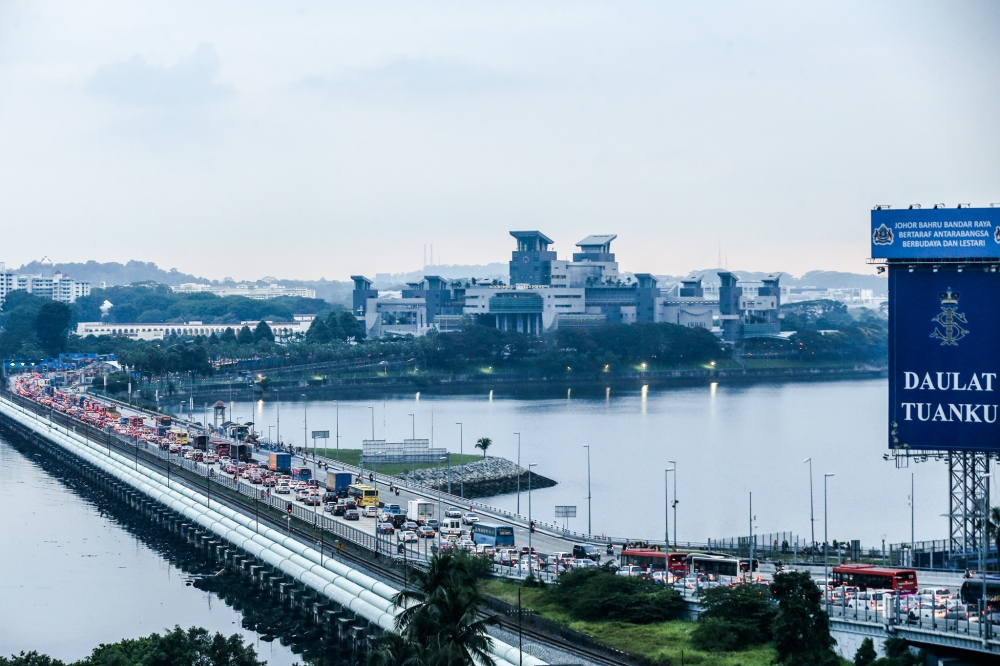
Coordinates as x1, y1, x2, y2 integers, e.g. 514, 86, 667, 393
397, 456, 556, 498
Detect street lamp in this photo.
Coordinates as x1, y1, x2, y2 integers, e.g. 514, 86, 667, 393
665, 467, 674, 550
824, 473, 835, 608
301, 394, 307, 461
804, 458, 816, 550
456, 422, 463, 498
409, 413, 415, 439
583, 445, 591, 536
275, 389, 280, 448
528, 463, 538, 554
514, 432, 521, 514
668, 460, 677, 547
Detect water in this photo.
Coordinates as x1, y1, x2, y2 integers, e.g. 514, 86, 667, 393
235, 378, 986, 547
0, 435, 308, 664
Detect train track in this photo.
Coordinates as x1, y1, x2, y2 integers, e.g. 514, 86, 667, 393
18, 400, 637, 666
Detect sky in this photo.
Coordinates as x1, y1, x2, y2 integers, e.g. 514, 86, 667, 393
1, 1, 998, 282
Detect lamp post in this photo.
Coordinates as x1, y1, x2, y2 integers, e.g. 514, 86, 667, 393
268, 425, 274, 446
804, 458, 816, 551
583, 445, 592, 536
514, 432, 522, 514
409, 413, 415, 440
528, 463, 538, 554
910, 472, 915, 565
665, 467, 674, 550
275, 389, 280, 447
824, 473, 835, 609
335, 399, 340, 462
456, 422, 463, 498
301, 394, 307, 461
668, 460, 677, 547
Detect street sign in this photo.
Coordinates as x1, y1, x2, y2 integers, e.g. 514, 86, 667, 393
871, 207, 1000, 260
311, 431, 329, 439
555, 505, 577, 518
888, 264, 1000, 452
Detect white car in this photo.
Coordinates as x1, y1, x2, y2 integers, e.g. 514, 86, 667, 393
462, 512, 480, 525
445, 507, 462, 518
397, 531, 418, 543
363, 506, 379, 518
617, 565, 643, 577
276, 481, 291, 494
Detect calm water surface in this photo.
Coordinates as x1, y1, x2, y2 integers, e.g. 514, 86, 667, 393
236, 379, 991, 546
0, 436, 302, 664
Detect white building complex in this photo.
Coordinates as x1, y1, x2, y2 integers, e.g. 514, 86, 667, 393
172, 283, 317, 300
0, 263, 91, 305
75, 316, 315, 341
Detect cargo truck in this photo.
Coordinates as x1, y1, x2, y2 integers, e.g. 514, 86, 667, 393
230, 443, 252, 463
269, 453, 292, 473
192, 434, 208, 451
326, 471, 353, 494
212, 440, 230, 458
406, 500, 435, 525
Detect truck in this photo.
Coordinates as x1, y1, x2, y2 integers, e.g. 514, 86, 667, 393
406, 500, 435, 525
192, 434, 208, 451
212, 440, 230, 458
326, 471, 353, 494
269, 453, 292, 473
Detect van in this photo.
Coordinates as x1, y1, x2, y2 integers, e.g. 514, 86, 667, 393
573, 544, 601, 562
442, 518, 462, 537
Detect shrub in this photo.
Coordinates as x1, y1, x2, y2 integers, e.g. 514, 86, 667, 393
546, 568, 683, 624
691, 584, 776, 652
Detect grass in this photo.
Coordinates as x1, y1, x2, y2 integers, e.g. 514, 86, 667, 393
311, 448, 483, 476
481, 580, 776, 666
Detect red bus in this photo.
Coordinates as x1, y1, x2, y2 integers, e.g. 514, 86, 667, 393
620, 548, 689, 576
831, 564, 918, 594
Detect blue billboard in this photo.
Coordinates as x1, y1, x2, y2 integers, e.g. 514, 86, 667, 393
872, 208, 1000, 260
888, 265, 1000, 452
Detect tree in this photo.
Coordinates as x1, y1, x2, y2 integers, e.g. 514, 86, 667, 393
306, 317, 333, 344
207, 331, 219, 345
691, 583, 776, 652
392, 552, 498, 666
339, 310, 365, 340
475, 437, 492, 457
870, 638, 920, 666
34, 301, 73, 356
219, 327, 237, 344
0, 652, 65, 666
253, 320, 274, 343
237, 325, 255, 344
771, 571, 838, 665
854, 637, 878, 666
326, 311, 344, 340
547, 567, 683, 624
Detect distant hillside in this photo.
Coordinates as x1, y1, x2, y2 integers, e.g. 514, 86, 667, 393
659, 268, 887, 296
373, 263, 509, 288
14, 260, 353, 305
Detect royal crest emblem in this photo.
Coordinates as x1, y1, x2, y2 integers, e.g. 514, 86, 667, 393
994, 226, 1000, 244
930, 288, 968, 346
872, 223, 893, 245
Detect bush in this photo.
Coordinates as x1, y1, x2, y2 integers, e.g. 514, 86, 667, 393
546, 568, 683, 624
691, 584, 776, 652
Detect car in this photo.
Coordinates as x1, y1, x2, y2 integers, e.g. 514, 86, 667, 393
364, 506, 379, 518
378, 522, 395, 534
573, 544, 601, 562
323, 492, 338, 504
457, 539, 476, 550
275, 481, 290, 494
570, 558, 598, 570
549, 551, 573, 563
462, 512, 480, 525
324, 502, 337, 513
424, 519, 440, 531
403, 520, 419, 532
263, 477, 276, 487
445, 507, 462, 518
416, 526, 436, 538
333, 503, 347, 516
304, 494, 322, 506
345, 509, 360, 521
295, 490, 310, 502
617, 565, 643, 577
398, 531, 418, 543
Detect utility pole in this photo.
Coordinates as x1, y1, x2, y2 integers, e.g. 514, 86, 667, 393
514, 432, 521, 514
910, 472, 915, 566
302, 394, 307, 461
804, 458, 816, 549
665, 468, 673, 550
456, 422, 463, 498
669, 460, 677, 547
584, 445, 591, 536
824, 473, 835, 609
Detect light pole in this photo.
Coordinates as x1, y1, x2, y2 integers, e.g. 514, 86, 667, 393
456, 422, 463, 498
268, 425, 274, 446
528, 463, 537, 554
514, 432, 521, 514
665, 467, 674, 550
804, 458, 816, 550
668, 460, 677, 547
409, 413, 415, 440
910, 472, 915, 565
824, 473, 835, 608
275, 390, 281, 447
335, 399, 340, 462
301, 394, 308, 461
583, 445, 592, 536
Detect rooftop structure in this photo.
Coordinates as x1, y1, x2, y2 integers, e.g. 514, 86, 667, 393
172, 283, 316, 300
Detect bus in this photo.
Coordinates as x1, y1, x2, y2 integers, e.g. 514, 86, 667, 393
831, 564, 918, 594
687, 553, 745, 579
471, 523, 515, 548
960, 577, 1000, 610
620, 548, 690, 576
347, 484, 380, 507
169, 429, 189, 446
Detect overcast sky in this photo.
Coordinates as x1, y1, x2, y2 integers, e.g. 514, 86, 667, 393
1, 1, 998, 282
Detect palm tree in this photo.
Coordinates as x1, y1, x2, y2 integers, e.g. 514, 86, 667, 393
392, 552, 498, 666
475, 437, 492, 458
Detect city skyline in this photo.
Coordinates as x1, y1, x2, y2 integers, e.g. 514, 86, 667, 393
2, 2, 998, 281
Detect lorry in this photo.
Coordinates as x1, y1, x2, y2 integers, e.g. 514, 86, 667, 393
212, 440, 230, 458
406, 500, 435, 525
269, 453, 292, 473
192, 434, 208, 451
326, 471, 353, 494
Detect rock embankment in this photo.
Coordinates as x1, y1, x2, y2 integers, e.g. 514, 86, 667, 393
397, 456, 556, 498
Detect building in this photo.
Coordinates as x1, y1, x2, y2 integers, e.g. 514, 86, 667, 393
0, 264, 91, 305
75, 319, 311, 341
171, 283, 316, 299
352, 230, 784, 341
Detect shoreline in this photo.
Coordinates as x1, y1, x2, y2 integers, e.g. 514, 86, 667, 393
144, 364, 887, 403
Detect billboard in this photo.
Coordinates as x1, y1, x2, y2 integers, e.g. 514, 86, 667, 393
872, 208, 1000, 260
889, 265, 1000, 451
